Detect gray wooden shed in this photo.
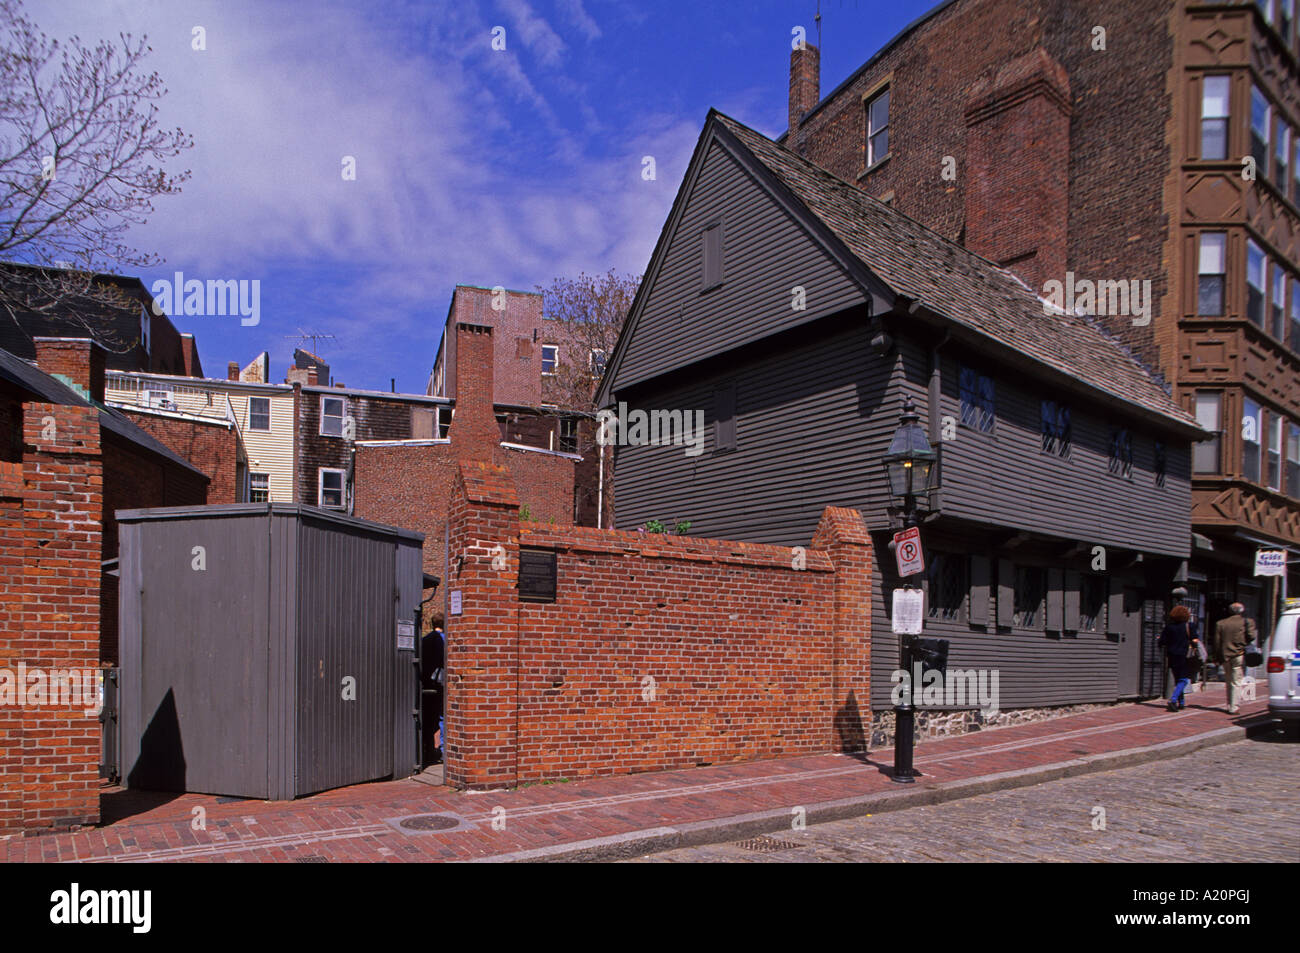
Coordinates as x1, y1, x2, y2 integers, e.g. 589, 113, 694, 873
116, 503, 424, 800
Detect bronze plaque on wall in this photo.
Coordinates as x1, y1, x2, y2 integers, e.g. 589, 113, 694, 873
518, 547, 557, 603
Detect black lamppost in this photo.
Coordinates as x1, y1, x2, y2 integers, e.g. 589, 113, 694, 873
882, 397, 938, 783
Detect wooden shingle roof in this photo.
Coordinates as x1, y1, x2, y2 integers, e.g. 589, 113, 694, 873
712, 111, 1199, 432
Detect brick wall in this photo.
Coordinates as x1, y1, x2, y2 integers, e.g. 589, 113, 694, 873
121, 410, 241, 504
787, 0, 1175, 370
443, 461, 873, 789
0, 403, 104, 835
33, 338, 106, 403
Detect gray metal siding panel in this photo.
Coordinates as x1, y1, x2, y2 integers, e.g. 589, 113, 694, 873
123, 514, 272, 798
393, 539, 423, 780
294, 517, 394, 796
613, 141, 865, 392
267, 511, 298, 800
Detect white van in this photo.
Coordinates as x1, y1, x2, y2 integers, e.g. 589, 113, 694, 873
1266, 598, 1300, 724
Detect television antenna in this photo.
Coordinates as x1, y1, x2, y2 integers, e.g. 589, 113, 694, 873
283, 328, 337, 359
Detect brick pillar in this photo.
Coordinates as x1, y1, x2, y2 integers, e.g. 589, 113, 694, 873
811, 506, 873, 753
444, 460, 520, 789
448, 323, 501, 463
789, 43, 820, 131
0, 402, 104, 834
963, 47, 1071, 292
33, 338, 106, 403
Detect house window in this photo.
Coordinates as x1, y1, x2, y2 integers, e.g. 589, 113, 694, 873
1243, 398, 1263, 483
438, 406, 453, 439
1155, 441, 1167, 488
1040, 400, 1070, 456
144, 388, 175, 411
1251, 85, 1270, 172
959, 365, 995, 433
1246, 239, 1266, 326
248, 397, 270, 431
558, 417, 578, 453
1267, 414, 1284, 490
1193, 392, 1222, 474
1277, 123, 1291, 189
866, 87, 890, 166
320, 395, 346, 437
1292, 277, 1300, 351
249, 473, 269, 503
1293, 136, 1300, 205
702, 222, 722, 289
1197, 232, 1226, 316
1272, 267, 1287, 339
1287, 422, 1300, 496
926, 553, 966, 623
1108, 427, 1133, 479
1079, 576, 1106, 633
318, 468, 346, 510
140, 306, 151, 355
590, 348, 608, 378
713, 383, 737, 452
1282, 0, 1294, 40
1200, 75, 1230, 160
541, 344, 559, 375
1013, 566, 1045, 628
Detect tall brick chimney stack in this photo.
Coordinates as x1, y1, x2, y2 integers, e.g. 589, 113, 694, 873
789, 43, 820, 132
227, 361, 240, 381
33, 338, 106, 403
963, 47, 1071, 293
448, 323, 501, 462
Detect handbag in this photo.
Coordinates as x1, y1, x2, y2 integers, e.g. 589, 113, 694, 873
1243, 650, 1263, 667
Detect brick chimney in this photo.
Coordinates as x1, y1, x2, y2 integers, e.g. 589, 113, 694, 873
227, 361, 240, 381
963, 47, 1071, 292
33, 338, 105, 403
789, 43, 820, 132
448, 323, 501, 461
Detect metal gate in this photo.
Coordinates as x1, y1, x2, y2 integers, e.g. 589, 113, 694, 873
99, 668, 119, 783
1138, 598, 1166, 698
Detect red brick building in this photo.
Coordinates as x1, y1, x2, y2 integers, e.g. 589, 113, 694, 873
354, 322, 577, 591
783, 0, 1299, 634
0, 339, 208, 836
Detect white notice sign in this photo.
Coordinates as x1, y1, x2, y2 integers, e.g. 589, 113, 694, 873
892, 588, 924, 635
1254, 549, 1287, 577
449, 589, 463, 616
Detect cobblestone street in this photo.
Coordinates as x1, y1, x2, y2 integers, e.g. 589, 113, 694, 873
625, 733, 1300, 862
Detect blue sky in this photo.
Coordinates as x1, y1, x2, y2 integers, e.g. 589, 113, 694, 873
40, 0, 938, 393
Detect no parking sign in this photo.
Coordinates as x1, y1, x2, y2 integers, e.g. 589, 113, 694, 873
894, 526, 924, 577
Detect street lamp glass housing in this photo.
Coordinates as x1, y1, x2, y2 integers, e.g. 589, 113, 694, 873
882, 399, 937, 501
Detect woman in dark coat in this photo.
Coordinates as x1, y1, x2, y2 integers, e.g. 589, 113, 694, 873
1157, 605, 1201, 712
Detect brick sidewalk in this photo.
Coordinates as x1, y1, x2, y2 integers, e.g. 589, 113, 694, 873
0, 683, 1281, 863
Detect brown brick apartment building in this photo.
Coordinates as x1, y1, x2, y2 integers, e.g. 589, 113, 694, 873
784, 0, 1299, 635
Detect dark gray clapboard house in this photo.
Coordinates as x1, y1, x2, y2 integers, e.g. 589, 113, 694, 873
596, 110, 1207, 713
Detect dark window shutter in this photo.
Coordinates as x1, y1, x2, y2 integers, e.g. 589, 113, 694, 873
1064, 570, 1081, 631
714, 383, 736, 451
996, 558, 1014, 629
1105, 580, 1124, 636
702, 223, 722, 288
1047, 568, 1064, 631
968, 555, 990, 626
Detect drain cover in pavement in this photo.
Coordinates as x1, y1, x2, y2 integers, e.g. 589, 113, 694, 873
397, 814, 462, 832
735, 836, 802, 853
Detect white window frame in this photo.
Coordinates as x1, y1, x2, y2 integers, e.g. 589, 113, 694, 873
320, 395, 346, 437
248, 472, 269, 503
1267, 413, 1284, 490
1243, 398, 1263, 483
541, 344, 559, 376
1194, 391, 1222, 474
589, 348, 608, 377
144, 387, 175, 411
318, 467, 347, 510
1198, 232, 1227, 316
1200, 75, 1230, 160
866, 87, 890, 167
248, 396, 271, 431
1247, 239, 1266, 326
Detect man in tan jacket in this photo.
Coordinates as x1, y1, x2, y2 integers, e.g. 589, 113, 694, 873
1213, 603, 1257, 714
